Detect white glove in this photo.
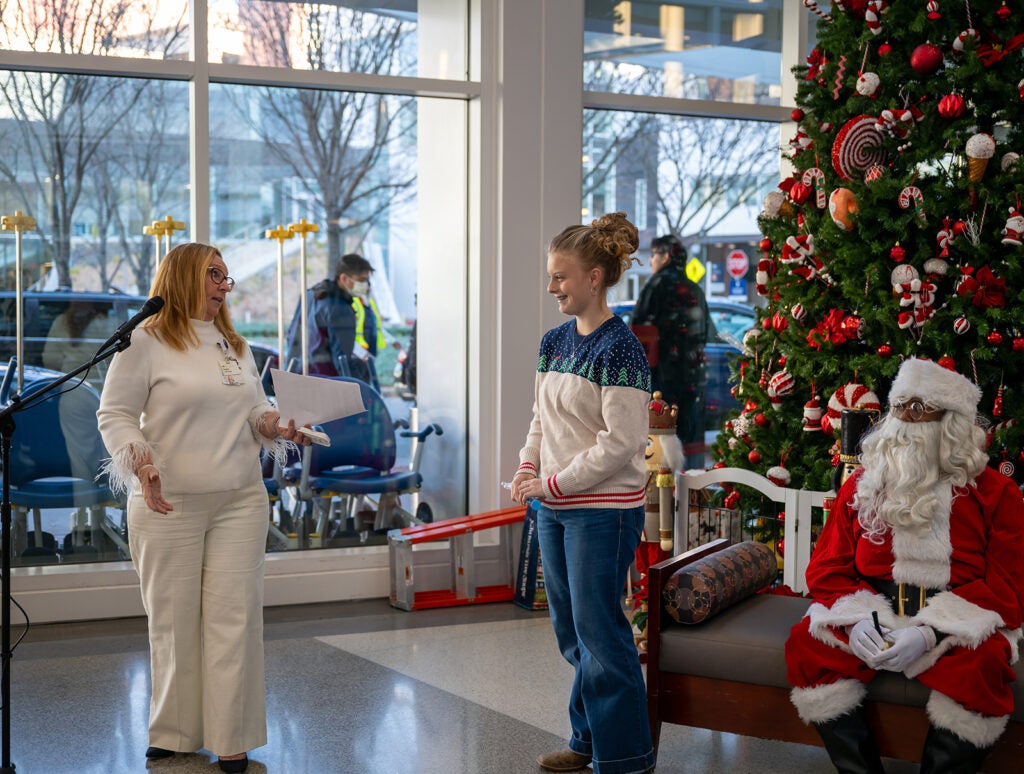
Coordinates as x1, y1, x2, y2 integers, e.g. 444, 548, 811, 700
872, 625, 937, 673
846, 618, 888, 666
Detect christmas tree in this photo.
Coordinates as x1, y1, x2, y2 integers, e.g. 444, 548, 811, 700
713, 0, 1024, 495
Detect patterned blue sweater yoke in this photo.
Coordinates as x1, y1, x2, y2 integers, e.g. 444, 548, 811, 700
539, 316, 652, 392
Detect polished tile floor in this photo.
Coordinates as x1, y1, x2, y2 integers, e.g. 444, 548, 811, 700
8, 599, 920, 773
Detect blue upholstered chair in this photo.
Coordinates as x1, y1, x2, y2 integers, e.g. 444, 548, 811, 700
292, 376, 442, 541
1, 370, 124, 562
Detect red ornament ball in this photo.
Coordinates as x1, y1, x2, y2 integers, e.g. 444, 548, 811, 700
778, 355, 787, 367
748, 449, 762, 464
938, 355, 956, 369
759, 237, 773, 252
789, 181, 812, 205
878, 41, 892, 56
744, 400, 758, 412
890, 244, 906, 262
998, 1, 1012, 21
877, 343, 893, 357
842, 315, 863, 339
1013, 338, 1024, 352
776, 538, 786, 556
762, 317, 773, 330
988, 331, 1004, 346
791, 108, 805, 122
910, 42, 943, 76
938, 94, 966, 119
754, 412, 768, 427
772, 312, 789, 331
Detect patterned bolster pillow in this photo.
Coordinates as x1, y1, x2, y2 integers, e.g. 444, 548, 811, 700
662, 541, 778, 625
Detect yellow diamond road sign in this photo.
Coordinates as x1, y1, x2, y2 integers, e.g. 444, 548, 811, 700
685, 256, 706, 283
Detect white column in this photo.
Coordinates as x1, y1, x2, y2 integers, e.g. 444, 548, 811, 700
470, 0, 584, 513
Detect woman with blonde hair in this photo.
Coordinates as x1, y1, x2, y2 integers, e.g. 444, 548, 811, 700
510, 213, 655, 774
98, 242, 310, 772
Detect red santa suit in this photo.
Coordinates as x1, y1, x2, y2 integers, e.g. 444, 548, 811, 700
786, 466, 1024, 749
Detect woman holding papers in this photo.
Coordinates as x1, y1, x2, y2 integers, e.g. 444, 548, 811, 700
98, 242, 310, 773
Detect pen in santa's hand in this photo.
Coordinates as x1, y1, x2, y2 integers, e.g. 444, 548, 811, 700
872, 610, 891, 649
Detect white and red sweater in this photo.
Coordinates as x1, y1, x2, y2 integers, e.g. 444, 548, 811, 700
516, 315, 651, 510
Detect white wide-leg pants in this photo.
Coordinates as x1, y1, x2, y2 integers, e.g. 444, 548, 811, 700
128, 481, 269, 756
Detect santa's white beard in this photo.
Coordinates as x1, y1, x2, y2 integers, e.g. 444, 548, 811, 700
854, 417, 943, 539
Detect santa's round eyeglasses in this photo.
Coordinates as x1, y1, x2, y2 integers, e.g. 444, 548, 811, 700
889, 399, 944, 422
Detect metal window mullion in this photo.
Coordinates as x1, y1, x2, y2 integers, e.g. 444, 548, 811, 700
190, 0, 210, 243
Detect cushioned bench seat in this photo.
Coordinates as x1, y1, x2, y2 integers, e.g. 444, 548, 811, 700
647, 540, 1024, 771
660, 593, 1024, 721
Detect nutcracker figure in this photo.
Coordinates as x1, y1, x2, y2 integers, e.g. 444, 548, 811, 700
632, 391, 685, 650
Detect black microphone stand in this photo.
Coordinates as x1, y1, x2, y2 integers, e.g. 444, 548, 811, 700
0, 334, 132, 772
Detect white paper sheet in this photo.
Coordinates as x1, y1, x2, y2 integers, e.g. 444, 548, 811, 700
270, 368, 366, 426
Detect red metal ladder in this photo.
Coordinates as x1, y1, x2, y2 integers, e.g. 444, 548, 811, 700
388, 505, 527, 610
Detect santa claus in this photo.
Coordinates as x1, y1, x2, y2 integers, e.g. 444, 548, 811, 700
785, 358, 1024, 773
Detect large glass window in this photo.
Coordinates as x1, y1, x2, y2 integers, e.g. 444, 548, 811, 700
0, 0, 190, 58
0, 70, 190, 297
209, 1, 431, 78
586, 108, 779, 460
584, 0, 784, 104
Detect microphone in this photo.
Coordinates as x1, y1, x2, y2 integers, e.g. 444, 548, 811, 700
98, 296, 164, 352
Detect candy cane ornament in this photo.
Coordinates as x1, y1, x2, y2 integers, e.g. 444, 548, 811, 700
865, 0, 889, 35
802, 167, 827, 209
803, 0, 833, 22
899, 185, 926, 223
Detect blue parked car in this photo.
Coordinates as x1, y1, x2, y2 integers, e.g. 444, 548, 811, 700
611, 298, 755, 435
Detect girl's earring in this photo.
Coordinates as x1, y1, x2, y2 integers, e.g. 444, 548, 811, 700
590, 286, 597, 296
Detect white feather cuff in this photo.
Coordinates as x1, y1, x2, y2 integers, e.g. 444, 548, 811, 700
99, 441, 156, 497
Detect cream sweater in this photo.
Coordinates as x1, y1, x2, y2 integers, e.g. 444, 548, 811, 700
517, 316, 651, 510
97, 320, 278, 496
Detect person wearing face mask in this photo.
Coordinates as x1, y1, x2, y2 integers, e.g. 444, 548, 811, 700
285, 253, 373, 378
346, 254, 386, 367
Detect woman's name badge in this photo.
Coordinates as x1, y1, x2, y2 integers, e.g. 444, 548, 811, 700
219, 357, 244, 385
217, 340, 244, 386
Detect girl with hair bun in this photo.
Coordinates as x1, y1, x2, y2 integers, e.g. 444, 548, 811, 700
510, 212, 655, 774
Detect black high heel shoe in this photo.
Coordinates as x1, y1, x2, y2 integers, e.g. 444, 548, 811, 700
145, 746, 174, 759
218, 754, 248, 773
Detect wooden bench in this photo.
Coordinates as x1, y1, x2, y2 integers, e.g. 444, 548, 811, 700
646, 539, 1024, 772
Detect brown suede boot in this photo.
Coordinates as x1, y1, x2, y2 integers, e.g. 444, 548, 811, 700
537, 748, 593, 772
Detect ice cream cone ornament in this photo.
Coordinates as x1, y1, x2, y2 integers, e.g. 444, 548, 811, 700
966, 133, 996, 181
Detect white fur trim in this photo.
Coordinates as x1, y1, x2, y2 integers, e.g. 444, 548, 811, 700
807, 591, 895, 647
890, 358, 981, 416
99, 441, 157, 497
1002, 627, 1022, 664
912, 591, 1005, 648
926, 691, 1008, 749
890, 484, 952, 588
790, 680, 867, 724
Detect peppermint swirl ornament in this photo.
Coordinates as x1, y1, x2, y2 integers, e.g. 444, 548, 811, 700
832, 115, 887, 181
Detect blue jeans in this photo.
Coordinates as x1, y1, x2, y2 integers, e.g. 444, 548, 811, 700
536, 505, 655, 774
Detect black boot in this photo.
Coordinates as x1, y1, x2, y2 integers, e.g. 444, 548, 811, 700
812, 706, 886, 774
919, 724, 992, 774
